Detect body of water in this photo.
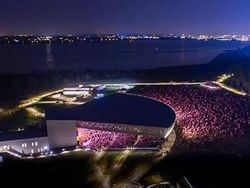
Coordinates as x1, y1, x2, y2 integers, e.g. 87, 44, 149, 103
0, 40, 249, 73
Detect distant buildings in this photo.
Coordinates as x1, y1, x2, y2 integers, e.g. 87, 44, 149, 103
1, 33, 249, 45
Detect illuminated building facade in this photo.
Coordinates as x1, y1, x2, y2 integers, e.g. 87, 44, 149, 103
46, 93, 176, 139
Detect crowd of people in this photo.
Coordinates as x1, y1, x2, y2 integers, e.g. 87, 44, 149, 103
130, 85, 250, 143
77, 84, 250, 149
135, 135, 165, 148
77, 128, 164, 150
77, 128, 113, 150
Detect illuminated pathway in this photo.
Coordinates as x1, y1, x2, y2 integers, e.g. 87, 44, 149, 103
99, 81, 205, 87
213, 74, 247, 96
0, 89, 63, 118
25, 107, 45, 118
213, 82, 247, 96
0, 81, 204, 118
100, 74, 248, 96
18, 89, 63, 109
1, 74, 248, 119
37, 101, 85, 105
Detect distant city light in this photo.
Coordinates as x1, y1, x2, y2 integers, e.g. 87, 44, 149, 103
1, 33, 249, 46
44, 146, 49, 151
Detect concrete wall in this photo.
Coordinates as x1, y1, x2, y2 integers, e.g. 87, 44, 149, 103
0, 137, 49, 155
46, 120, 77, 150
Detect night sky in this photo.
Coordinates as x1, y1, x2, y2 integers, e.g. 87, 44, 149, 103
0, 0, 250, 35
